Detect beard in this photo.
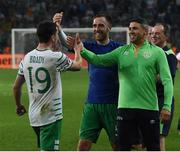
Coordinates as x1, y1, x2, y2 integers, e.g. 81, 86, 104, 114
130, 34, 143, 44
94, 32, 107, 42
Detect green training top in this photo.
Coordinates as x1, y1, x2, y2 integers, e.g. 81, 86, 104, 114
81, 40, 173, 111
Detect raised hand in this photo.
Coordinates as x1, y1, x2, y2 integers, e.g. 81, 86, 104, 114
53, 12, 63, 31
74, 33, 83, 53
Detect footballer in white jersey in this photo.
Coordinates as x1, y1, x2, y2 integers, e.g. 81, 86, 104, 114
13, 20, 81, 151
18, 49, 72, 126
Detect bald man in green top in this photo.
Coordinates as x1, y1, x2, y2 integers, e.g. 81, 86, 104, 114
73, 18, 173, 151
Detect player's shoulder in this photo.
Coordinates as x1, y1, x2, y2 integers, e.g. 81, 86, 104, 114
83, 40, 97, 51
148, 43, 163, 53
109, 40, 123, 45
148, 42, 160, 49
25, 49, 36, 55
50, 51, 66, 61
110, 43, 131, 55
109, 40, 124, 48
120, 43, 132, 50
50, 50, 63, 56
83, 40, 123, 49
27, 49, 65, 59
147, 43, 172, 61
24, 49, 37, 59
83, 40, 96, 47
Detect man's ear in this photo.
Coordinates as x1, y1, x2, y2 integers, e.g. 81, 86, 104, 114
107, 24, 111, 31
51, 35, 55, 42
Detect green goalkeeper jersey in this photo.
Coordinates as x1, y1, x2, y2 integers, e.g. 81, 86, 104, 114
81, 40, 173, 111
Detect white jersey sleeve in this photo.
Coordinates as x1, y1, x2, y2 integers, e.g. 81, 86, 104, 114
55, 52, 73, 72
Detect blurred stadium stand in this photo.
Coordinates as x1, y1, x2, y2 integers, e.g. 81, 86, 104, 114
0, 0, 180, 53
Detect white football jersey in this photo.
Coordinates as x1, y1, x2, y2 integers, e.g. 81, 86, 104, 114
18, 49, 73, 126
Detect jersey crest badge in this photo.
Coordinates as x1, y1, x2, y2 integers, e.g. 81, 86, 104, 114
143, 51, 152, 59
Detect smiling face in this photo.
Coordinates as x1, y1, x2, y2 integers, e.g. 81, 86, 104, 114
151, 25, 167, 47
93, 17, 111, 44
129, 22, 146, 45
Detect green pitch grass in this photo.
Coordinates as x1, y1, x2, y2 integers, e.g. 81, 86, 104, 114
0, 69, 180, 151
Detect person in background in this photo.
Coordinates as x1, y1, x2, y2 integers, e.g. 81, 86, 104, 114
144, 25, 153, 42
151, 23, 177, 151
13, 20, 82, 151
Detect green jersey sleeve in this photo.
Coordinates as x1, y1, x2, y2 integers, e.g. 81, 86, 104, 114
157, 48, 173, 111
80, 47, 122, 67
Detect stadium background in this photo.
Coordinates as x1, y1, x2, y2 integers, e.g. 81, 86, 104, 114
1, 0, 180, 54
0, 0, 180, 150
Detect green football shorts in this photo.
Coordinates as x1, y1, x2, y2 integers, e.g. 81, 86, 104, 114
79, 103, 117, 143
32, 120, 62, 151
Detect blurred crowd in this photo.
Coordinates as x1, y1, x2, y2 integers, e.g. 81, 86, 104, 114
1, 0, 180, 53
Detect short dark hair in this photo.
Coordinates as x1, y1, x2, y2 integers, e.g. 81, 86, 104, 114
36, 20, 57, 43
93, 13, 112, 27
129, 17, 147, 29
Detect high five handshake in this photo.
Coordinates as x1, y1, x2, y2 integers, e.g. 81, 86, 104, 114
53, 12, 84, 52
